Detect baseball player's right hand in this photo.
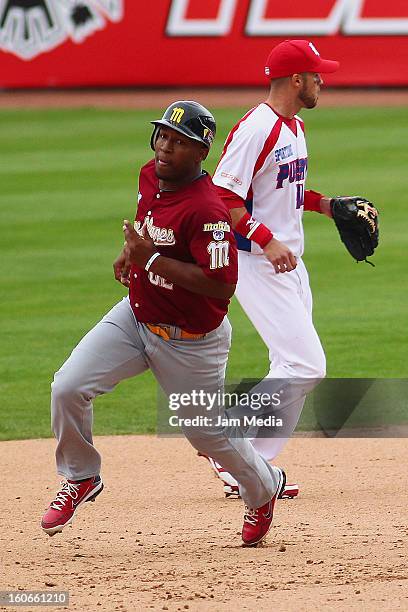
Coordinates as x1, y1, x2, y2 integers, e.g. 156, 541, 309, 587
263, 237, 297, 274
113, 249, 131, 287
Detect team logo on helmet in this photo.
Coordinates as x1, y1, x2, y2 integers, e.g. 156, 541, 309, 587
0, 0, 123, 61
169, 107, 185, 123
203, 127, 214, 145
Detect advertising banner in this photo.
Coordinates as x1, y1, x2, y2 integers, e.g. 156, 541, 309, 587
1, 0, 407, 88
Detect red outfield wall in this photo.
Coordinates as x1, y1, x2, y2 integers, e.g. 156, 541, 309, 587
1, 0, 408, 89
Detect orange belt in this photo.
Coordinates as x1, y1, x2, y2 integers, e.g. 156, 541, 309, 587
146, 324, 206, 341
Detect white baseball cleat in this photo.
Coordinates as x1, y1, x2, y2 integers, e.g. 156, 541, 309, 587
199, 453, 299, 499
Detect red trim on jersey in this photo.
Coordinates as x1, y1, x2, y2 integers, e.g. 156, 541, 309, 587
263, 103, 298, 136
297, 117, 305, 133
214, 185, 244, 210
282, 117, 297, 136
214, 106, 258, 175
304, 190, 324, 213
252, 117, 283, 177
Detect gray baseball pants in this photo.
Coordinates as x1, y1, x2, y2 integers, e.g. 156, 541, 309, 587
51, 297, 279, 508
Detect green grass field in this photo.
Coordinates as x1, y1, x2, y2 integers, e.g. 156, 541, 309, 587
1, 106, 407, 440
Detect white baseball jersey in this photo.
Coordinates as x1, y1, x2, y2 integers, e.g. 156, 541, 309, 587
213, 103, 308, 257
212, 102, 325, 464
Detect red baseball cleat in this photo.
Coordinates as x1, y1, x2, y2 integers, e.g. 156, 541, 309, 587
41, 475, 103, 536
241, 468, 286, 547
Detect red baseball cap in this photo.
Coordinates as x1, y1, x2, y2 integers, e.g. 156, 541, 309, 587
265, 39, 339, 79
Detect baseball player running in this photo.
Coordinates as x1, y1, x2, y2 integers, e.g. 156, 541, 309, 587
203, 39, 377, 497
41, 101, 285, 547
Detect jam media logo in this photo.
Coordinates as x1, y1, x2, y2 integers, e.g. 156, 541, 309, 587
0, 0, 123, 60
166, 0, 408, 36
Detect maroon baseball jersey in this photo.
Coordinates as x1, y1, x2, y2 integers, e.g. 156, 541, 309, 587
129, 160, 238, 333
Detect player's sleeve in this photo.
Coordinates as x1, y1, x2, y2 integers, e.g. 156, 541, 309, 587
212, 115, 268, 200
214, 185, 245, 210
135, 160, 153, 222
186, 206, 238, 285
304, 189, 324, 213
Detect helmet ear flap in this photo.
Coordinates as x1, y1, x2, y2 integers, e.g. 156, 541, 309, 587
150, 126, 159, 151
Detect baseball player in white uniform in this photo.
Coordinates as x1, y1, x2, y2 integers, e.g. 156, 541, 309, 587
204, 39, 340, 496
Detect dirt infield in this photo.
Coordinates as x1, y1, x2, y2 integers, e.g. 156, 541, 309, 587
1, 435, 407, 611
1, 88, 408, 109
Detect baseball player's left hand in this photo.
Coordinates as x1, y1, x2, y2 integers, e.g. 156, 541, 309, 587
123, 220, 158, 268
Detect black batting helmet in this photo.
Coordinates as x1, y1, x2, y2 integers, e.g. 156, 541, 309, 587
150, 100, 216, 151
